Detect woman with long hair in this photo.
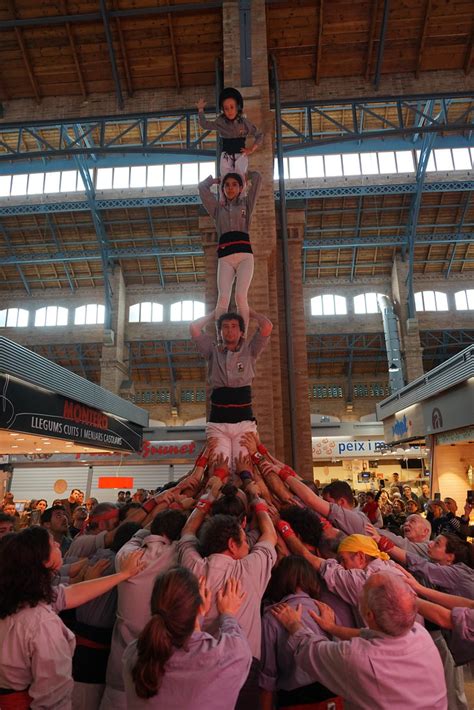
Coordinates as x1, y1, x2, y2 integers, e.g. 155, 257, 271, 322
0, 526, 144, 709
260, 555, 343, 710
123, 568, 252, 709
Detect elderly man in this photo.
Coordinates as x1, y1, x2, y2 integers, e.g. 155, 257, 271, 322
190, 308, 272, 467
271, 572, 447, 710
367, 513, 432, 558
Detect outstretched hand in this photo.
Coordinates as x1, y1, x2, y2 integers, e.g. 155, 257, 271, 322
119, 550, 147, 579
365, 522, 381, 542
197, 98, 206, 111
240, 431, 258, 455
199, 576, 212, 616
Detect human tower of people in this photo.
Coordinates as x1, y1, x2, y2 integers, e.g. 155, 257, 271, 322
0, 89, 473, 710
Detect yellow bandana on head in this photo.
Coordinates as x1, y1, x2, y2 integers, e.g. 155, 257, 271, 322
337, 534, 390, 561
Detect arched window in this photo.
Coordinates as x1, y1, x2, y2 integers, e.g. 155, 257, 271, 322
414, 291, 448, 312
74, 304, 105, 325
34, 306, 68, 327
454, 290, 474, 311
170, 300, 205, 321
353, 293, 384, 314
129, 302, 164, 323
0, 308, 29, 328
310, 295, 347, 316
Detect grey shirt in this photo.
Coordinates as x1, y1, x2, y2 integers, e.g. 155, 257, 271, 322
193, 329, 270, 390
122, 615, 252, 710
198, 172, 262, 238
260, 592, 332, 693
287, 623, 447, 710
177, 533, 276, 659
106, 530, 180, 691
327, 503, 369, 535
405, 553, 474, 599
64, 529, 107, 561
198, 112, 263, 146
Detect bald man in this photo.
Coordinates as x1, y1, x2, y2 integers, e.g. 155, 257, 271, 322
272, 572, 447, 710
367, 513, 431, 559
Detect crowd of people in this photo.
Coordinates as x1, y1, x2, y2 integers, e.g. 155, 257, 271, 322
0, 438, 473, 710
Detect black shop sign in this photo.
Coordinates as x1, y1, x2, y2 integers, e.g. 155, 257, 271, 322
0, 374, 143, 452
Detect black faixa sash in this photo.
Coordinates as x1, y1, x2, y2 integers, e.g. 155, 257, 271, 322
210, 386, 253, 423
222, 137, 246, 155
217, 231, 252, 258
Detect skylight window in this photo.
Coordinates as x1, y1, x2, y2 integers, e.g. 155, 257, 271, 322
414, 290, 448, 312
170, 300, 205, 321
306, 156, 324, 178
130, 166, 147, 188
324, 155, 343, 177
0, 308, 29, 327
395, 151, 414, 173
10, 175, 28, 196
60, 171, 77, 193
182, 163, 199, 186
377, 152, 397, 174
311, 295, 347, 316
113, 167, 130, 189
44, 172, 61, 193
342, 153, 361, 176
147, 165, 164, 187
454, 290, 474, 311
452, 148, 472, 171
35, 306, 68, 327
415, 150, 437, 172
354, 293, 381, 314
0, 176, 11, 196
75, 304, 105, 325
360, 153, 379, 175
288, 157, 307, 179
164, 164, 181, 186
96, 168, 113, 190
129, 302, 164, 323
434, 149, 454, 172
27, 173, 45, 195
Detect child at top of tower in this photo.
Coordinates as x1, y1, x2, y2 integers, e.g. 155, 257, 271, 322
197, 87, 263, 180
198, 168, 262, 336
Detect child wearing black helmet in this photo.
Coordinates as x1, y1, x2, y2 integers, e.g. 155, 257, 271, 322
197, 87, 263, 180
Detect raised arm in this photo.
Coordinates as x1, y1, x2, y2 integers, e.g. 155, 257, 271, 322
248, 308, 273, 337
189, 309, 216, 339
197, 98, 218, 131
246, 170, 262, 216
62, 550, 145, 608
245, 481, 277, 546
198, 175, 219, 221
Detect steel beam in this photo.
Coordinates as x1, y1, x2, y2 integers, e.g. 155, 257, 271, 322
0, 222, 30, 294
373, 0, 390, 89
46, 215, 75, 292
444, 193, 471, 279
99, 0, 124, 109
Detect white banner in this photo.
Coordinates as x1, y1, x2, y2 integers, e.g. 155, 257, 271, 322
312, 438, 385, 460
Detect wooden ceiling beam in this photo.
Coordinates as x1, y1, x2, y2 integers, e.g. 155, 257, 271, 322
61, 0, 87, 99
314, 0, 323, 85
416, 0, 432, 79
7, 0, 41, 104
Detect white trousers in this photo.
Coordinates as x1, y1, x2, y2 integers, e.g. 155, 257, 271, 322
216, 252, 254, 334
206, 420, 257, 471
99, 685, 127, 710
220, 152, 248, 181
72, 681, 105, 710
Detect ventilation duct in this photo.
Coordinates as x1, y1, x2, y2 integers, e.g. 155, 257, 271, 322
377, 294, 405, 393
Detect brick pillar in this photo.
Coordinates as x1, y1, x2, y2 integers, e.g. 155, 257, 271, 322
278, 211, 313, 477
391, 256, 424, 383
100, 266, 128, 394
215, 0, 312, 471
